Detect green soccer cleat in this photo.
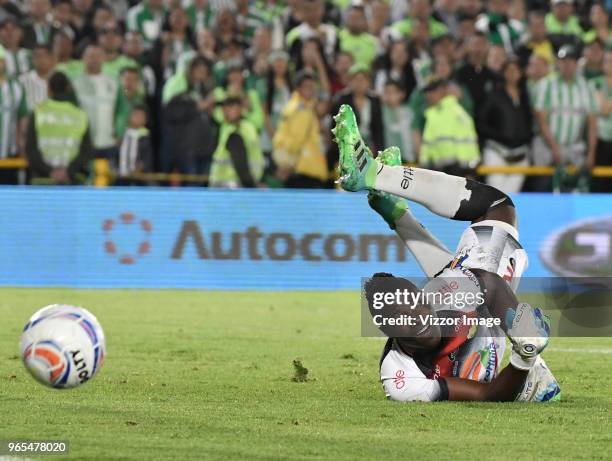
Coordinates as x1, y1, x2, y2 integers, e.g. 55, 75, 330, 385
368, 146, 407, 229
376, 146, 402, 167
333, 104, 378, 191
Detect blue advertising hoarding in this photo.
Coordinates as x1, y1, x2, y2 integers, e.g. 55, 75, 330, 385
0, 187, 611, 289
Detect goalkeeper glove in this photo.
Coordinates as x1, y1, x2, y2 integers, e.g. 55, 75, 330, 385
506, 303, 551, 370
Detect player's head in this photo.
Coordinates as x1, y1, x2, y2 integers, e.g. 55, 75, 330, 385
364, 273, 440, 349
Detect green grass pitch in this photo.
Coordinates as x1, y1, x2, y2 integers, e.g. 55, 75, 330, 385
1, 288, 611, 460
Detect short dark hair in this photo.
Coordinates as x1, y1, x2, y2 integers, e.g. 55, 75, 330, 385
32, 44, 52, 54
48, 72, 77, 104
190, 56, 212, 73
120, 66, 140, 76
528, 9, 547, 20
294, 69, 316, 87
384, 79, 405, 91
348, 4, 366, 13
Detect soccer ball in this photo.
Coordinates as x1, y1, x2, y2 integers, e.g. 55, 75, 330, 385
20, 304, 106, 389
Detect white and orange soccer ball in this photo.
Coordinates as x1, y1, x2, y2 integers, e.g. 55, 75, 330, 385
20, 304, 106, 389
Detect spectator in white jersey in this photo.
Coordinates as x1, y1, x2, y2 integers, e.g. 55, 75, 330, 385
0, 16, 30, 77
532, 44, 598, 191
589, 49, 612, 193
19, 44, 54, 112
0, 42, 27, 184
117, 104, 153, 186
72, 44, 119, 163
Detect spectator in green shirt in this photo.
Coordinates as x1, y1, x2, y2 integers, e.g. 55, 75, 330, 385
583, 3, 611, 48
338, 4, 378, 68
213, 61, 265, 132
99, 22, 139, 80
52, 31, 83, 82
391, 0, 448, 41
581, 38, 605, 80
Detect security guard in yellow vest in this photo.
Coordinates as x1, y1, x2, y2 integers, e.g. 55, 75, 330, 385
209, 93, 264, 188
25, 72, 92, 184
420, 76, 480, 175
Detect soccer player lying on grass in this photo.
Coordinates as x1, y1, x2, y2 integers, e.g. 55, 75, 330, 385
364, 273, 552, 402
332, 104, 560, 402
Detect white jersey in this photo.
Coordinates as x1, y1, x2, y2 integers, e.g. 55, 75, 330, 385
449, 220, 528, 293
380, 220, 545, 401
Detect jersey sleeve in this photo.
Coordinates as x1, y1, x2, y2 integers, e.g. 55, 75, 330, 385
380, 347, 445, 402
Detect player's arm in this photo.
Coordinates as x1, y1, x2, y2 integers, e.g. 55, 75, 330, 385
442, 362, 529, 401
384, 357, 533, 402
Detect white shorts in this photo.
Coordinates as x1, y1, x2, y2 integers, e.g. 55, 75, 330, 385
451, 220, 528, 293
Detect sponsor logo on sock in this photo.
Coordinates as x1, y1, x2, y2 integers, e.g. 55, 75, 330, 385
401, 167, 414, 189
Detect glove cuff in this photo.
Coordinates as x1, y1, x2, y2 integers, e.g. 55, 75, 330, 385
510, 350, 537, 370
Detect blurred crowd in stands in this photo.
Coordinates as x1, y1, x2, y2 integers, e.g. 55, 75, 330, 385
0, 0, 610, 191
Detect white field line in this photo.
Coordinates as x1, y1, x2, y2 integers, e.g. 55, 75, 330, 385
547, 347, 612, 355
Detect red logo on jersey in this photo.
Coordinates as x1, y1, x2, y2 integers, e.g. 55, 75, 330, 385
393, 369, 405, 389
503, 258, 516, 281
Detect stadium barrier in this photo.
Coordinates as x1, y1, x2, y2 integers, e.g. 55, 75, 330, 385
0, 187, 611, 289
3, 158, 612, 186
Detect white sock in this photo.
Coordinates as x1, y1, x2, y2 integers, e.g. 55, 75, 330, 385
394, 210, 452, 277
375, 165, 472, 219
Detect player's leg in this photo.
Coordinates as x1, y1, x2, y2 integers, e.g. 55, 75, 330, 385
375, 273, 551, 403
369, 147, 452, 277
333, 104, 516, 226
